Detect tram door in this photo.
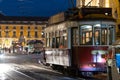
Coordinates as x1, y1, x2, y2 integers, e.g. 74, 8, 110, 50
71, 27, 79, 46
70, 27, 79, 66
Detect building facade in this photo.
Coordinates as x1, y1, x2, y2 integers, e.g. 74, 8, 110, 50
0, 14, 48, 52
76, 0, 110, 8
110, 0, 120, 38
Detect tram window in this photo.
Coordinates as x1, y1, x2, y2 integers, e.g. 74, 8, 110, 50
101, 29, 107, 45
52, 38, 55, 48
82, 33, 85, 44
59, 31, 63, 47
60, 36, 67, 48
63, 36, 67, 48
50, 38, 52, 47
46, 33, 50, 47
82, 32, 92, 45
94, 30, 100, 45
72, 28, 79, 45
59, 36, 65, 48
63, 30, 67, 47
79, 24, 115, 45
56, 37, 60, 48
86, 32, 92, 44
94, 25, 115, 45
109, 27, 114, 45
46, 38, 50, 47
80, 25, 92, 45
59, 36, 64, 48
46, 32, 53, 48
94, 27, 108, 45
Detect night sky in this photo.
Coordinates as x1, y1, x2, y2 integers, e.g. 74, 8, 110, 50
0, 0, 76, 17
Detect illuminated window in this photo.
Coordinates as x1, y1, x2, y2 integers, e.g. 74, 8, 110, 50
42, 31, 45, 38
27, 31, 30, 38
60, 30, 67, 47
35, 26, 38, 29
20, 31, 23, 36
118, 25, 120, 29
28, 26, 30, 30
13, 26, 16, 29
13, 31, 16, 37
80, 25, 92, 45
6, 26, 9, 29
35, 31, 38, 38
5, 31, 9, 37
20, 26, 23, 29
0, 31, 1, 37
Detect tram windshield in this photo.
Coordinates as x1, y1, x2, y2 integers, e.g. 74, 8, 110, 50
79, 24, 115, 45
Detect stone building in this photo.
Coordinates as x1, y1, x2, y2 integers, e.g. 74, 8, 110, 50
0, 13, 48, 52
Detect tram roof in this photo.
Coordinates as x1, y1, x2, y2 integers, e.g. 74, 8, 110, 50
47, 14, 115, 26
83, 14, 115, 20
68, 13, 116, 21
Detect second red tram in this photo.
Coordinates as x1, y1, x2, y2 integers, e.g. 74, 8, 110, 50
44, 8, 116, 76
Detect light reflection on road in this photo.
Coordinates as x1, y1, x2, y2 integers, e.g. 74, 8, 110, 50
0, 64, 12, 74
0, 54, 16, 59
0, 64, 13, 80
0, 74, 6, 80
0, 54, 83, 80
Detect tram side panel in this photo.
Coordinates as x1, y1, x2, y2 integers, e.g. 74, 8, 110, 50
72, 46, 108, 72
45, 48, 71, 66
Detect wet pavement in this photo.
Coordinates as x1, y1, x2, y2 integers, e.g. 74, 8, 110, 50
0, 53, 84, 80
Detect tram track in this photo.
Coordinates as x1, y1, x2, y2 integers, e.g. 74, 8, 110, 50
8, 63, 104, 80
3, 69, 36, 80
12, 63, 85, 80
21, 64, 102, 80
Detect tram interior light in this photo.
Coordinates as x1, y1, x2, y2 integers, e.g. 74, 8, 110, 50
94, 24, 100, 27
92, 50, 107, 63
63, 33, 67, 36
85, 25, 92, 29
91, 50, 107, 55
81, 25, 92, 29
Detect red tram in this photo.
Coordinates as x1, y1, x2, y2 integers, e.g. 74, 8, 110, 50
43, 8, 116, 76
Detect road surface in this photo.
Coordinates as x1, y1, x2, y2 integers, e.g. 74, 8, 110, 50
0, 53, 83, 80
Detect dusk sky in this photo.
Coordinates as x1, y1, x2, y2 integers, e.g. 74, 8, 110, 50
0, 0, 76, 17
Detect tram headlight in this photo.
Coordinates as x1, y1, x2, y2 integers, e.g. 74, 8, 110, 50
88, 64, 96, 67
92, 64, 96, 67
